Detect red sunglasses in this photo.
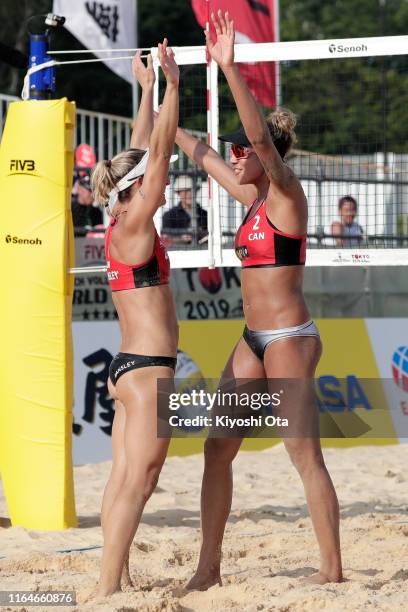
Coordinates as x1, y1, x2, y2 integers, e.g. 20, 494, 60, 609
231, 144, 253, 159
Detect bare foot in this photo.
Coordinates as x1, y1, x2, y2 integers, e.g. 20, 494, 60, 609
76, 585, 97, 605
185, 570, 222, 591
76, 584, 121, 605
95, 586, 122, 599
121, 556, 136, 590
302, 571, 343, 585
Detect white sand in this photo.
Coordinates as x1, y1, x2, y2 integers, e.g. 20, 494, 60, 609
1, 444, 408, 611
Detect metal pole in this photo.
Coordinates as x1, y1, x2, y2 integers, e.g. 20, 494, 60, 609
206, 0, 215, 267
132, 81, 138, 120
274, 0, 281, 107
28, 34, 55, 99
132, 0, 139, 119
316, 159, 324, 237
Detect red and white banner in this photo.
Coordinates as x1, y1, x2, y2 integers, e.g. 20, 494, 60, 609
191, 0, 278, 107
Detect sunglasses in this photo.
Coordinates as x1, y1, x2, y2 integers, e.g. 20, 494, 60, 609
231, 144, 253, 159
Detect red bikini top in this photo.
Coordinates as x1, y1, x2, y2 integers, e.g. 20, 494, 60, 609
105, 218, 170, 291
235, 199, 306, 268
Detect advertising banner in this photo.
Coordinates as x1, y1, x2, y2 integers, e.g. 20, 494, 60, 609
365, 319, 408, 442
72, 319, 407, 464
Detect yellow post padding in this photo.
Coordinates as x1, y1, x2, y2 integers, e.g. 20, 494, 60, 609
0, 99, 77, 529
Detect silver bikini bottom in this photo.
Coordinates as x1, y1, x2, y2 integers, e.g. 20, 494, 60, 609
243, 320, 320, 361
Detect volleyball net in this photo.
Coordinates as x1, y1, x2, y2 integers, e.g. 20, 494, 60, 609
8, 33, 408, 269
152, 34, 408, 267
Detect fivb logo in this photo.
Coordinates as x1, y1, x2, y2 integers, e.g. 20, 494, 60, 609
329, 42, 368, 55
9, 159, 36, 173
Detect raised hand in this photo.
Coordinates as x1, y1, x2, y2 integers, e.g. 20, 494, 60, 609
206, 10, 235, 68
132, 50, 155, 89
158, 38, 179, 86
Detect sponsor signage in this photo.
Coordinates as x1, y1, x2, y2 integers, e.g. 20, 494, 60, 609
71, 319, 407, 463
329, 42, 368, 55
5, 234, 42, 245
9, 159, 36, 173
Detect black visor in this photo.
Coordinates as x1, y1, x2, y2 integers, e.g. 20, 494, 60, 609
219, 126, 251, 147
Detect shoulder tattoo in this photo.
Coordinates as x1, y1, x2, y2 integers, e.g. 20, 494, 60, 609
264, 157, 295, 189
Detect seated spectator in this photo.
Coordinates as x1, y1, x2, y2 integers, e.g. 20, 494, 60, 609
162, 175, 207, 243
71, 170, 103, 229
331, 195, 363, 247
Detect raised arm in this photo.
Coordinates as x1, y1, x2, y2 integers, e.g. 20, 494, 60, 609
129, 51, 155, 149
207, 11, 297, 193
125, 39, 179, 230
175, 127, 256, 206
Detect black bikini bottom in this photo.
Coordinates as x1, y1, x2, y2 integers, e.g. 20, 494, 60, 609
109, 352, 177, 385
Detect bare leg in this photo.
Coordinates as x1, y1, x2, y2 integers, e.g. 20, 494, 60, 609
186, 339, 265, 590
100, 396, 134, 588
264, 336, 342, 584
285, 437, 342, 584
186, 437, 242, 590
96, 367, 171, 598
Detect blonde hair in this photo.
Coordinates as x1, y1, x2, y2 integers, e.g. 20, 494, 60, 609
91, 148, 145, 207
266, 107, 297, 159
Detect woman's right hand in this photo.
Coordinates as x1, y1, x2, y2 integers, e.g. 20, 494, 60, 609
206, 10, 235, 68
158, 38, 179, 86
132, 50, 155, 89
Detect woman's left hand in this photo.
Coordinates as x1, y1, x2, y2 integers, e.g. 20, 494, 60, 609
206, 10, 235, 68
158, 38, 179, 86
132, 50, 155, 89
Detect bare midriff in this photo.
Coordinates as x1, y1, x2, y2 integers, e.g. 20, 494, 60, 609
241, 265, 310, 331
112, 284, 179, 356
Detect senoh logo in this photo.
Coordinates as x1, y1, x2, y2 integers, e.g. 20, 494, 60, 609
9, 159, 36, 172
5, 234, 42, 245
329, 43, 368, 54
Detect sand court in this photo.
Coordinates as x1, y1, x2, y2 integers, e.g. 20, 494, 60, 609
1, 443, 408, 611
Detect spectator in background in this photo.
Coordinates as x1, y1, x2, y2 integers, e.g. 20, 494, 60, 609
162, 174, 207, 242
331, 195, 363, 246
71, 170, 103, 228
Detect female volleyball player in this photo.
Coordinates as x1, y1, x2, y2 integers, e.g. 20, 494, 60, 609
174, 12, 342, 588
90, 40, 179, 598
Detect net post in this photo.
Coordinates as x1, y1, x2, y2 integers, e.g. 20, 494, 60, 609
152, 47, 160, 111
274, 0, 282, 106
97, 115, 104, 162
152, 50, 163, 233
205, 1, 215, 268
209, 60, 222, 267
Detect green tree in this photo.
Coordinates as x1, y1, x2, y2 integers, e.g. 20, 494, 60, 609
279, 0, 408, 153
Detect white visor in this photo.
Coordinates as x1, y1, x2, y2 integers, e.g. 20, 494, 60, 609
106, 148, 178, 213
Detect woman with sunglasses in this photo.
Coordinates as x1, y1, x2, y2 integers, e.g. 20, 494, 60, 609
174, 12, 342, 588
89, 40, 179, 599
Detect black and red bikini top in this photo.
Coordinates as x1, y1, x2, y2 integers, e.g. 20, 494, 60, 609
105, 218, 170, 291
235, 199, 306, 268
